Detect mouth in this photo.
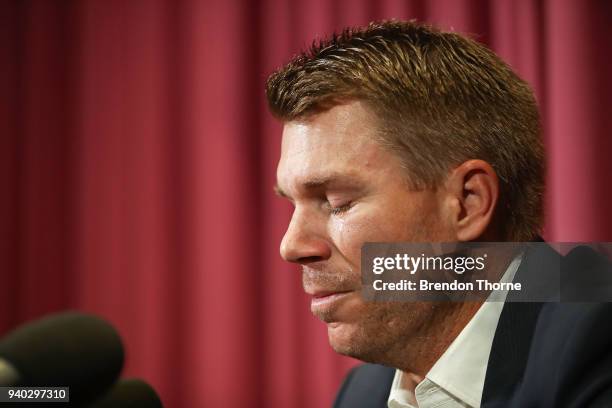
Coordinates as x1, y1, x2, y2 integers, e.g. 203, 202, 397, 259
309, 290, 354, 315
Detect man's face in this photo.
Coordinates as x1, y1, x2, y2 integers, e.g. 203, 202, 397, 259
275, 100, 455, 363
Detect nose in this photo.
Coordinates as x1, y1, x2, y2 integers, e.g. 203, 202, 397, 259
280, 207, 331, 264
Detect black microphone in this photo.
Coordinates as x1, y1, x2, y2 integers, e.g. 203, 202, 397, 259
87, 378, 163, 408
0, 312, 124, 404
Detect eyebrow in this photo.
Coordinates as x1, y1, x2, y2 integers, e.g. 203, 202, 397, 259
274, 173, 366, 199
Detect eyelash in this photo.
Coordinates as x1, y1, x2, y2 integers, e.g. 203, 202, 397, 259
328, 201, 352, 215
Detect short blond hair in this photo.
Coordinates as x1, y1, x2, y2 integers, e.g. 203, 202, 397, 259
266, 20, 545, 241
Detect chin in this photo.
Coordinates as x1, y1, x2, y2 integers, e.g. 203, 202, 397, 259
324, 306, 420, 365
326, 321, 375, 360
328, 329, 392, 366
327, 321, 354, 352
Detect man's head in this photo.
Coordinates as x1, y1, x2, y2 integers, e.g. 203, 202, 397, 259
267, 21, 544, 370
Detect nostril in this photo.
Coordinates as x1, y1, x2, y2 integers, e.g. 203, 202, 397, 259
279, 218, 332, 263
299, 255, 324, 264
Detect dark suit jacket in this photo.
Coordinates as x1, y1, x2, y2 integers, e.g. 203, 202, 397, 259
334, 244, 612, 408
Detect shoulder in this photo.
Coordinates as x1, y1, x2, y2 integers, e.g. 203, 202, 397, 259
485, 245, 612, 406
333, 364, 395, 408
511, 302, 612, 406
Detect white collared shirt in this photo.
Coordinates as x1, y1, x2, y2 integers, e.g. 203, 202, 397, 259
387, 255, 522, 408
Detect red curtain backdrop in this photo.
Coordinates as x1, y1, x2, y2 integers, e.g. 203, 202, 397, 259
1, 1, 611, 407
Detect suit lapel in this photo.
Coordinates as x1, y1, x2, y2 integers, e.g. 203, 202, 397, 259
481, 242, 560, 407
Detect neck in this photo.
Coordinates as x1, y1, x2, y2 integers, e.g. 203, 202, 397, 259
393, 248, 517, 392
396, 300, 483, 382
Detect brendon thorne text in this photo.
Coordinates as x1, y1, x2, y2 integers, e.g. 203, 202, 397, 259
372, 279, 522, 292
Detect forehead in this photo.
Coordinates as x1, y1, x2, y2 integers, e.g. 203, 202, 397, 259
277, 101, 391, 186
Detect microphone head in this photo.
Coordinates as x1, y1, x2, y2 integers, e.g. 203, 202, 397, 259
0, 312, 124, 403
88, 378, 163, 408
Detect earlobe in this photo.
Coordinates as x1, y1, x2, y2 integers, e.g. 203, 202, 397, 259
446, 160, 499, 242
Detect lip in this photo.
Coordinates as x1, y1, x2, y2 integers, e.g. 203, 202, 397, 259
310, 290, 353, 312
306, 286, 354, 298
310, 289, 351, 298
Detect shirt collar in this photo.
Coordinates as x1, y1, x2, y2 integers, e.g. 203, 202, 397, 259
388, 255, 522, 408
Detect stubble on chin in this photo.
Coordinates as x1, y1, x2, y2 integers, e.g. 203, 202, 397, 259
326, 300, 438, 367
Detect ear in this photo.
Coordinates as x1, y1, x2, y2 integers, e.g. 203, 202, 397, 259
443, 160, 499, 242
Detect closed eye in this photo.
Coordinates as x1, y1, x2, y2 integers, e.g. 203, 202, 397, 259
327, 201, 353, 215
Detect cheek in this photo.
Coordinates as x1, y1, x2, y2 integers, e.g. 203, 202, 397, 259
328, 214, 370, 270
328, 211, 389, 264
329, 202, 440, 255
327, 195, 442, 263
329, 217, 362, 260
